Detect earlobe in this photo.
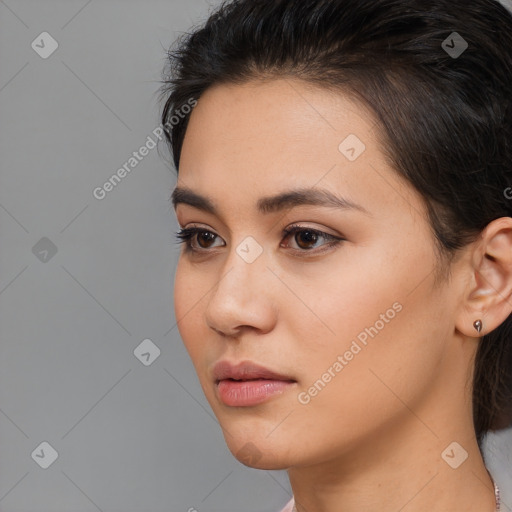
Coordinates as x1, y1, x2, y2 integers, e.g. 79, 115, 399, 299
456, 217, 512, 338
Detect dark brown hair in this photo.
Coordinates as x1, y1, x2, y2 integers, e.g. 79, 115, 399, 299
159, 0, 512, 449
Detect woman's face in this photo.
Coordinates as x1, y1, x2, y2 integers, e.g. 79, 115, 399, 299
172, 78, 466, 470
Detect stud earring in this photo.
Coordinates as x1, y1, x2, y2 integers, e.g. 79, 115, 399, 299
473, 319, 483, 333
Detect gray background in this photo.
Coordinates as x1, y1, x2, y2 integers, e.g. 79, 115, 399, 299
0, 1, 510, 511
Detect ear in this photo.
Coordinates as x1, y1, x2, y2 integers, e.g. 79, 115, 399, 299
456, 217, 512, 337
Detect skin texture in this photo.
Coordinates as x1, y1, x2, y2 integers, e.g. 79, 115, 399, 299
172, 78, 512, 512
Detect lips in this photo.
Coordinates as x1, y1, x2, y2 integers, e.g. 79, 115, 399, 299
212, 360, 295, 383
213, 360, 297, 407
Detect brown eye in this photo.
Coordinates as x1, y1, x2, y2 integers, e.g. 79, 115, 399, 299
175, 224, 344, 256
196, 231, 217, 248
282, 225, 342, 252
294, 229, 319, 250
174, 227, 223, 251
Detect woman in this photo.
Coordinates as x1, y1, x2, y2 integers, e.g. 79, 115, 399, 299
159, 0, 512, 510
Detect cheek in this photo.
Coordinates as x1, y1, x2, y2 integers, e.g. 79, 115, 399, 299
173, 259, 208, 358
284, 242, 410, 357
287, 309, 441, 456
290, 241, 445, 408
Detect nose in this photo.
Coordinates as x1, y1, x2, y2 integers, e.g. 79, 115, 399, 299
204, 244, 277, 338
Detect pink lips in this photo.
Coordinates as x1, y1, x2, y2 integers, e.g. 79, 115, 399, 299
213, 360, 296, 406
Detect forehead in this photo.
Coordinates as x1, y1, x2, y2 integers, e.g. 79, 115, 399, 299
176, 78, 424, 223
179, 79, 368, 181
181, 78, 374, 151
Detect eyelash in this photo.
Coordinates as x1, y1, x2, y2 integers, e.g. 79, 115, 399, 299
173, 224, 344, 256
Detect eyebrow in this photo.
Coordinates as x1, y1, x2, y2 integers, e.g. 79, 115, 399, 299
171, 186, 371, 216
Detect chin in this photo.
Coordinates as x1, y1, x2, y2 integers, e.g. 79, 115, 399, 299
222, 434, 295, 470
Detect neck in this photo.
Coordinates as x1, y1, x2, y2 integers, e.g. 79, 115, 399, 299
288, 409, 496, 512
